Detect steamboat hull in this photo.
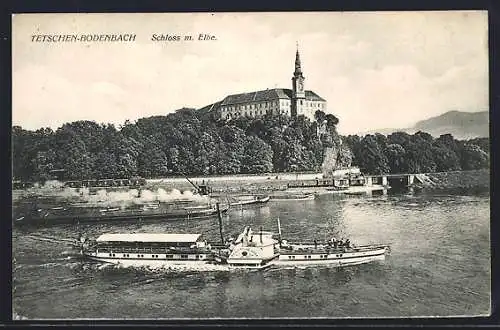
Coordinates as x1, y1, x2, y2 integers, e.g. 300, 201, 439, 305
85, 255, 215, 268
14, 206, 229, 226
272, 255, 386, 267
81, 247, 387, 270
273, 247, 387, 267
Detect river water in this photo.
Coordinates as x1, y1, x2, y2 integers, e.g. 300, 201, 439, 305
12, 189, 490, 319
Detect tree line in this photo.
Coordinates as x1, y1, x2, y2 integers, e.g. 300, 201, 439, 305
343, 131, 489, 175
12, 108, 489, 182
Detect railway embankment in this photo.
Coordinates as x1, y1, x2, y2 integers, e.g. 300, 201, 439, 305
413, 169, 490, 192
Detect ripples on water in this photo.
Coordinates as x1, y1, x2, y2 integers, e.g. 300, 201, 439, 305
12, 191, 490, 319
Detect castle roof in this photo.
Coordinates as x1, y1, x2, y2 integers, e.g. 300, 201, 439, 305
220, 88, 325, 106
198, 101, 222, 113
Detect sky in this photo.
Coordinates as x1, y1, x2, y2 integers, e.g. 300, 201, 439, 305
12, 11, 488, 135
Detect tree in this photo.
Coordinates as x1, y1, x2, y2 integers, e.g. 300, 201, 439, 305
241, 136, 273, 173
408, 132, 437, 173
384, 143, 406, 173
388, 131, 412, 147
314, 110, 326, 123
138, 143, 169, 178
432, 144, 461, 172
94, 150, 118, 179
466, 137, 489, 154
355, 135, 390, 174
325, 114, 339, 127
53, 127, 94, 180
343, 135, 362, 167
460, 143, 489, 170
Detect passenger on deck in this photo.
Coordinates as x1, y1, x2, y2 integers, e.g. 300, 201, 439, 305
314, 239, 317, 249
346, 239, 350, 248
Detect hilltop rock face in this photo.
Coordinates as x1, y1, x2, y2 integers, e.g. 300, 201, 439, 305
320, 124, 353, 177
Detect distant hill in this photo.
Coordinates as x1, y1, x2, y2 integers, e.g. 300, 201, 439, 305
358, 110, 489, 140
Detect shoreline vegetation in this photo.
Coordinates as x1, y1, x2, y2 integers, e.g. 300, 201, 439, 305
13, 109, 489, 187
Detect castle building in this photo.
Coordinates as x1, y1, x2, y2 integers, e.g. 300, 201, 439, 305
203, 46, 327, 122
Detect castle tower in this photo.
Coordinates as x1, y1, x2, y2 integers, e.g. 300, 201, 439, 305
291, 43, 306, 118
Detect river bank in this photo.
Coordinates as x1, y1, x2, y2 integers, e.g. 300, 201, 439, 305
12, 169, 490, 203
413, 169, 490, 192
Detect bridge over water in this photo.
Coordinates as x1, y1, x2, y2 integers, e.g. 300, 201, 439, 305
366, 173, 437, 188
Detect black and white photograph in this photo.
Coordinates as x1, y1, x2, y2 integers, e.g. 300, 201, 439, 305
11, 11, 490, 320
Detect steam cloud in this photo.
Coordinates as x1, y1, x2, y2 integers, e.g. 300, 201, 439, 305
78, 188, 211, 208
28, 180, 212, 208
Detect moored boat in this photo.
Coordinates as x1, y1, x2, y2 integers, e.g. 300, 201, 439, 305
229, 195, 270, 207
15, 203, 229, 226
270, 193, 315, 201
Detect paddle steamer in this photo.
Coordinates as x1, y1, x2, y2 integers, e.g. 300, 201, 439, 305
78, 213, 389, 269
